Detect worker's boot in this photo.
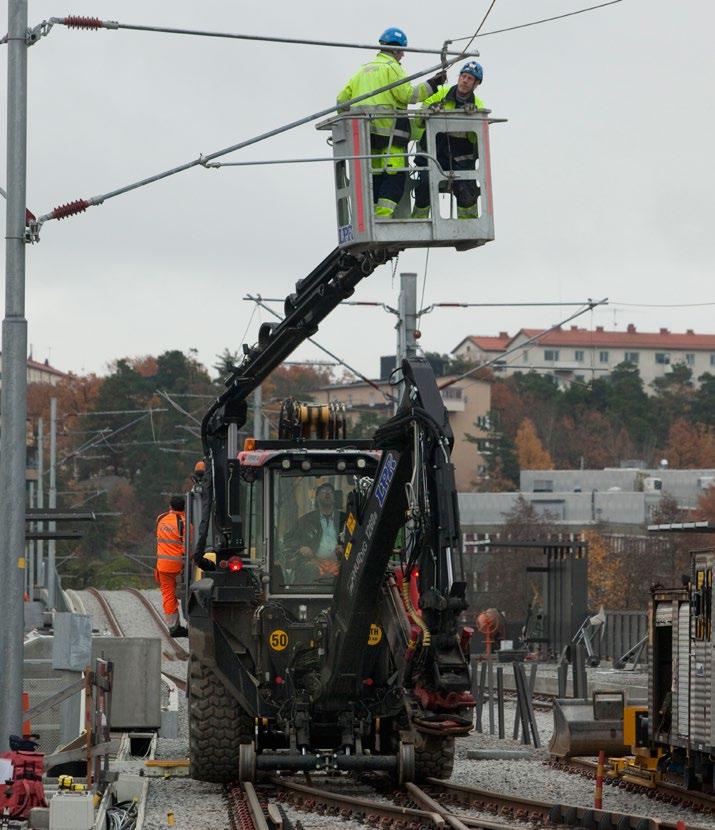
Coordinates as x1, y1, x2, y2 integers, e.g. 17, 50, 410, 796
169, 623, 188, 638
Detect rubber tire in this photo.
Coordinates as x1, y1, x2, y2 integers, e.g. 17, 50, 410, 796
414, 735, 455, 781
188, 655, 254, 783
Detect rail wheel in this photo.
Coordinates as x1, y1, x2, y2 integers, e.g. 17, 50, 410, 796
188, 654, 254, 783
414, 734, 455, 781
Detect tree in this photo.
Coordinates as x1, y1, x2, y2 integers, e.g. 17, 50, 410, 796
663, 418, 715, 468
584, 528, 627, 609
423, 351, 476, 378
652, 363, 695, 429
213, 348, 241, 379
650, 492, 686, 525
465, 410, 518, 491
693, 373, 715, 426
515, 418, 553, 470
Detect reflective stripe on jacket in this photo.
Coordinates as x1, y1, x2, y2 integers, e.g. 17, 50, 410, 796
337, 52, 432, 146
156, 509, 185, 574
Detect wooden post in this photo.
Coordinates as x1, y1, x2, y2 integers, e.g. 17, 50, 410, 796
594, 750, 605, 809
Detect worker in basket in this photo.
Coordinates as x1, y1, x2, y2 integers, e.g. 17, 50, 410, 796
337, 27, 446, 218
412, 60, 485, 220
155, 495, 189, 638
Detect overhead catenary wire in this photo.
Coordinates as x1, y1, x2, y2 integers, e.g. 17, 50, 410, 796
439, 297, 609, 389
245, 294, 392, 400
33, 50, 472, 227
40, 17, 479, 57
458, 0, 624, 40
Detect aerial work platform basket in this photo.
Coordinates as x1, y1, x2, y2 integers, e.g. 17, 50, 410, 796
317, 107, 497, 253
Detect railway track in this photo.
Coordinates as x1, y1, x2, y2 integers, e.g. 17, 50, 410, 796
82, 587, 188, 691
224, 774, 710, 830
549, 756, 715, 815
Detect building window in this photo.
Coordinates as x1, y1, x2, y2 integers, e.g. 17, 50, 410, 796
522, 350, 529, 362
544, 349, 559, 362
686, 353, 695, 366
599, 351, 609, 363
624, 352, 639, 364
575, 374, 585, 383
574, 350, 584, 362
711, 354, 715, 366
441, 387, 462, 399
655, 352, 670, 365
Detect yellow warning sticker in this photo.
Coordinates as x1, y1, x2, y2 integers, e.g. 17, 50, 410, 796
17, 556, 25, 570
346, 513, 356, 535
269, 629, 289, 651
344, 541, 352, 560
368, 624, 382, 646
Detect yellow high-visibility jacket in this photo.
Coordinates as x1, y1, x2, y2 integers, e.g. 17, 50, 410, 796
337, 52, 432, 146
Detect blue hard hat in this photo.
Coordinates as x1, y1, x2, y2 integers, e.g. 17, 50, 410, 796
460, 61, 484, 82
379, 27, 408, 48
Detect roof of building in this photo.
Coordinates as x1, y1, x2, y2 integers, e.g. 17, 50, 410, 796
506, 325, 715, 351
0, 353, 66, 376
452, 333, 511, 354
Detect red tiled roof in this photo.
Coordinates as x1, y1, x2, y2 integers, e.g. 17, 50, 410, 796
507, 326, 715, 351
454, 334, 511, 353
26, 358, 67, 377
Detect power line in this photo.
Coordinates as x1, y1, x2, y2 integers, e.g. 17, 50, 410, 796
33, 50, 471, 229
453, 0, 624, 41
439, 297, 608, 390
43, 17, 479, 58
245, 294, 393, 401
612, 301, 715, 308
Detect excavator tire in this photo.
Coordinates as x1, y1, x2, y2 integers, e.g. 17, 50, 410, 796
414, 735, 455, 781
188, 655, 254, 783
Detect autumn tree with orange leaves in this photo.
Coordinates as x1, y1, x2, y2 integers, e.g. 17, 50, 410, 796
515, 418, 553, 470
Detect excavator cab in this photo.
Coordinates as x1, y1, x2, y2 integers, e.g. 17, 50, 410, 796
318, 107, 499, 252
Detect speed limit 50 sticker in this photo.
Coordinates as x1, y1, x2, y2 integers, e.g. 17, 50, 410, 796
269, 629, 289, 651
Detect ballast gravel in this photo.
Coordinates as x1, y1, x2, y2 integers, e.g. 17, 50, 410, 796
92, 591, 715, 829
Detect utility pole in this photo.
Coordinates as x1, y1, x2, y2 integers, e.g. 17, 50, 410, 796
48, 397, 57, 609
37, 417, 44, 586
0, 0, 29, 745
394, 273, 418, 410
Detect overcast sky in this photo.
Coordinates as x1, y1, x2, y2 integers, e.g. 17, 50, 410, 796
1, 0, 713, 379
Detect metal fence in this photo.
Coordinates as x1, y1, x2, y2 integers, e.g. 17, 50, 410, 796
593, 610, 648, 664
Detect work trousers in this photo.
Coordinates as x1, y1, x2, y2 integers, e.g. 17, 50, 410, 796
155, 569, 180, 626
370, 136, 408, 217
413, 152, 479, 216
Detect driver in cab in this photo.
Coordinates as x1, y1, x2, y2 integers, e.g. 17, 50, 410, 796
285, 481, 344, 579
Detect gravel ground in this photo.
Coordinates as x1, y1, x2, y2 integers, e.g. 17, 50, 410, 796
84, 592, 713, 829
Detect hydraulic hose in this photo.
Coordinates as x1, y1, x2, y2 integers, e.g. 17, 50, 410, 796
401, 577, 430, 648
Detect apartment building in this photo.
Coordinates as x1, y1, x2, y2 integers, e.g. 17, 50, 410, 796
0, 354, 67, 389
452, 324, 715, 390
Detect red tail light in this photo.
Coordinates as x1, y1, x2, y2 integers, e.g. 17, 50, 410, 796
220, 555, 244, 572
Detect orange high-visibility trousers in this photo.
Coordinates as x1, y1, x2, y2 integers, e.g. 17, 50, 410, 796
155, 570, 179, 615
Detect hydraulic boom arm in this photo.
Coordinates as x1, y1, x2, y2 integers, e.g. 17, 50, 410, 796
317, 357, 470, 707
195, 246, 391, 561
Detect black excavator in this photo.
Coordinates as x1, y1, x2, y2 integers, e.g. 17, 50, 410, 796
187, 246, 475, 783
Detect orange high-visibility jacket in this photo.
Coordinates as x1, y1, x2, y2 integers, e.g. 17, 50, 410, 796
155, 510, 186, 574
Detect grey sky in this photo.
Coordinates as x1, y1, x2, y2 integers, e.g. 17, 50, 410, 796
1, 0, 713, 379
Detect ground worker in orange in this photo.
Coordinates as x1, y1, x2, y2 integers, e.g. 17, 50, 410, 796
155, 495, 189, 638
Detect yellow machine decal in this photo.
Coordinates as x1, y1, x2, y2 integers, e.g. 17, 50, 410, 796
368, 624, 382, 646
269, 629, 289, 651
344, 541, 352, 560
346, 513, 356, 535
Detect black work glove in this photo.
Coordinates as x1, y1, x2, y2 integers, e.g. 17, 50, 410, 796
193, 553, 216, 572
426, 70, 447, 91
